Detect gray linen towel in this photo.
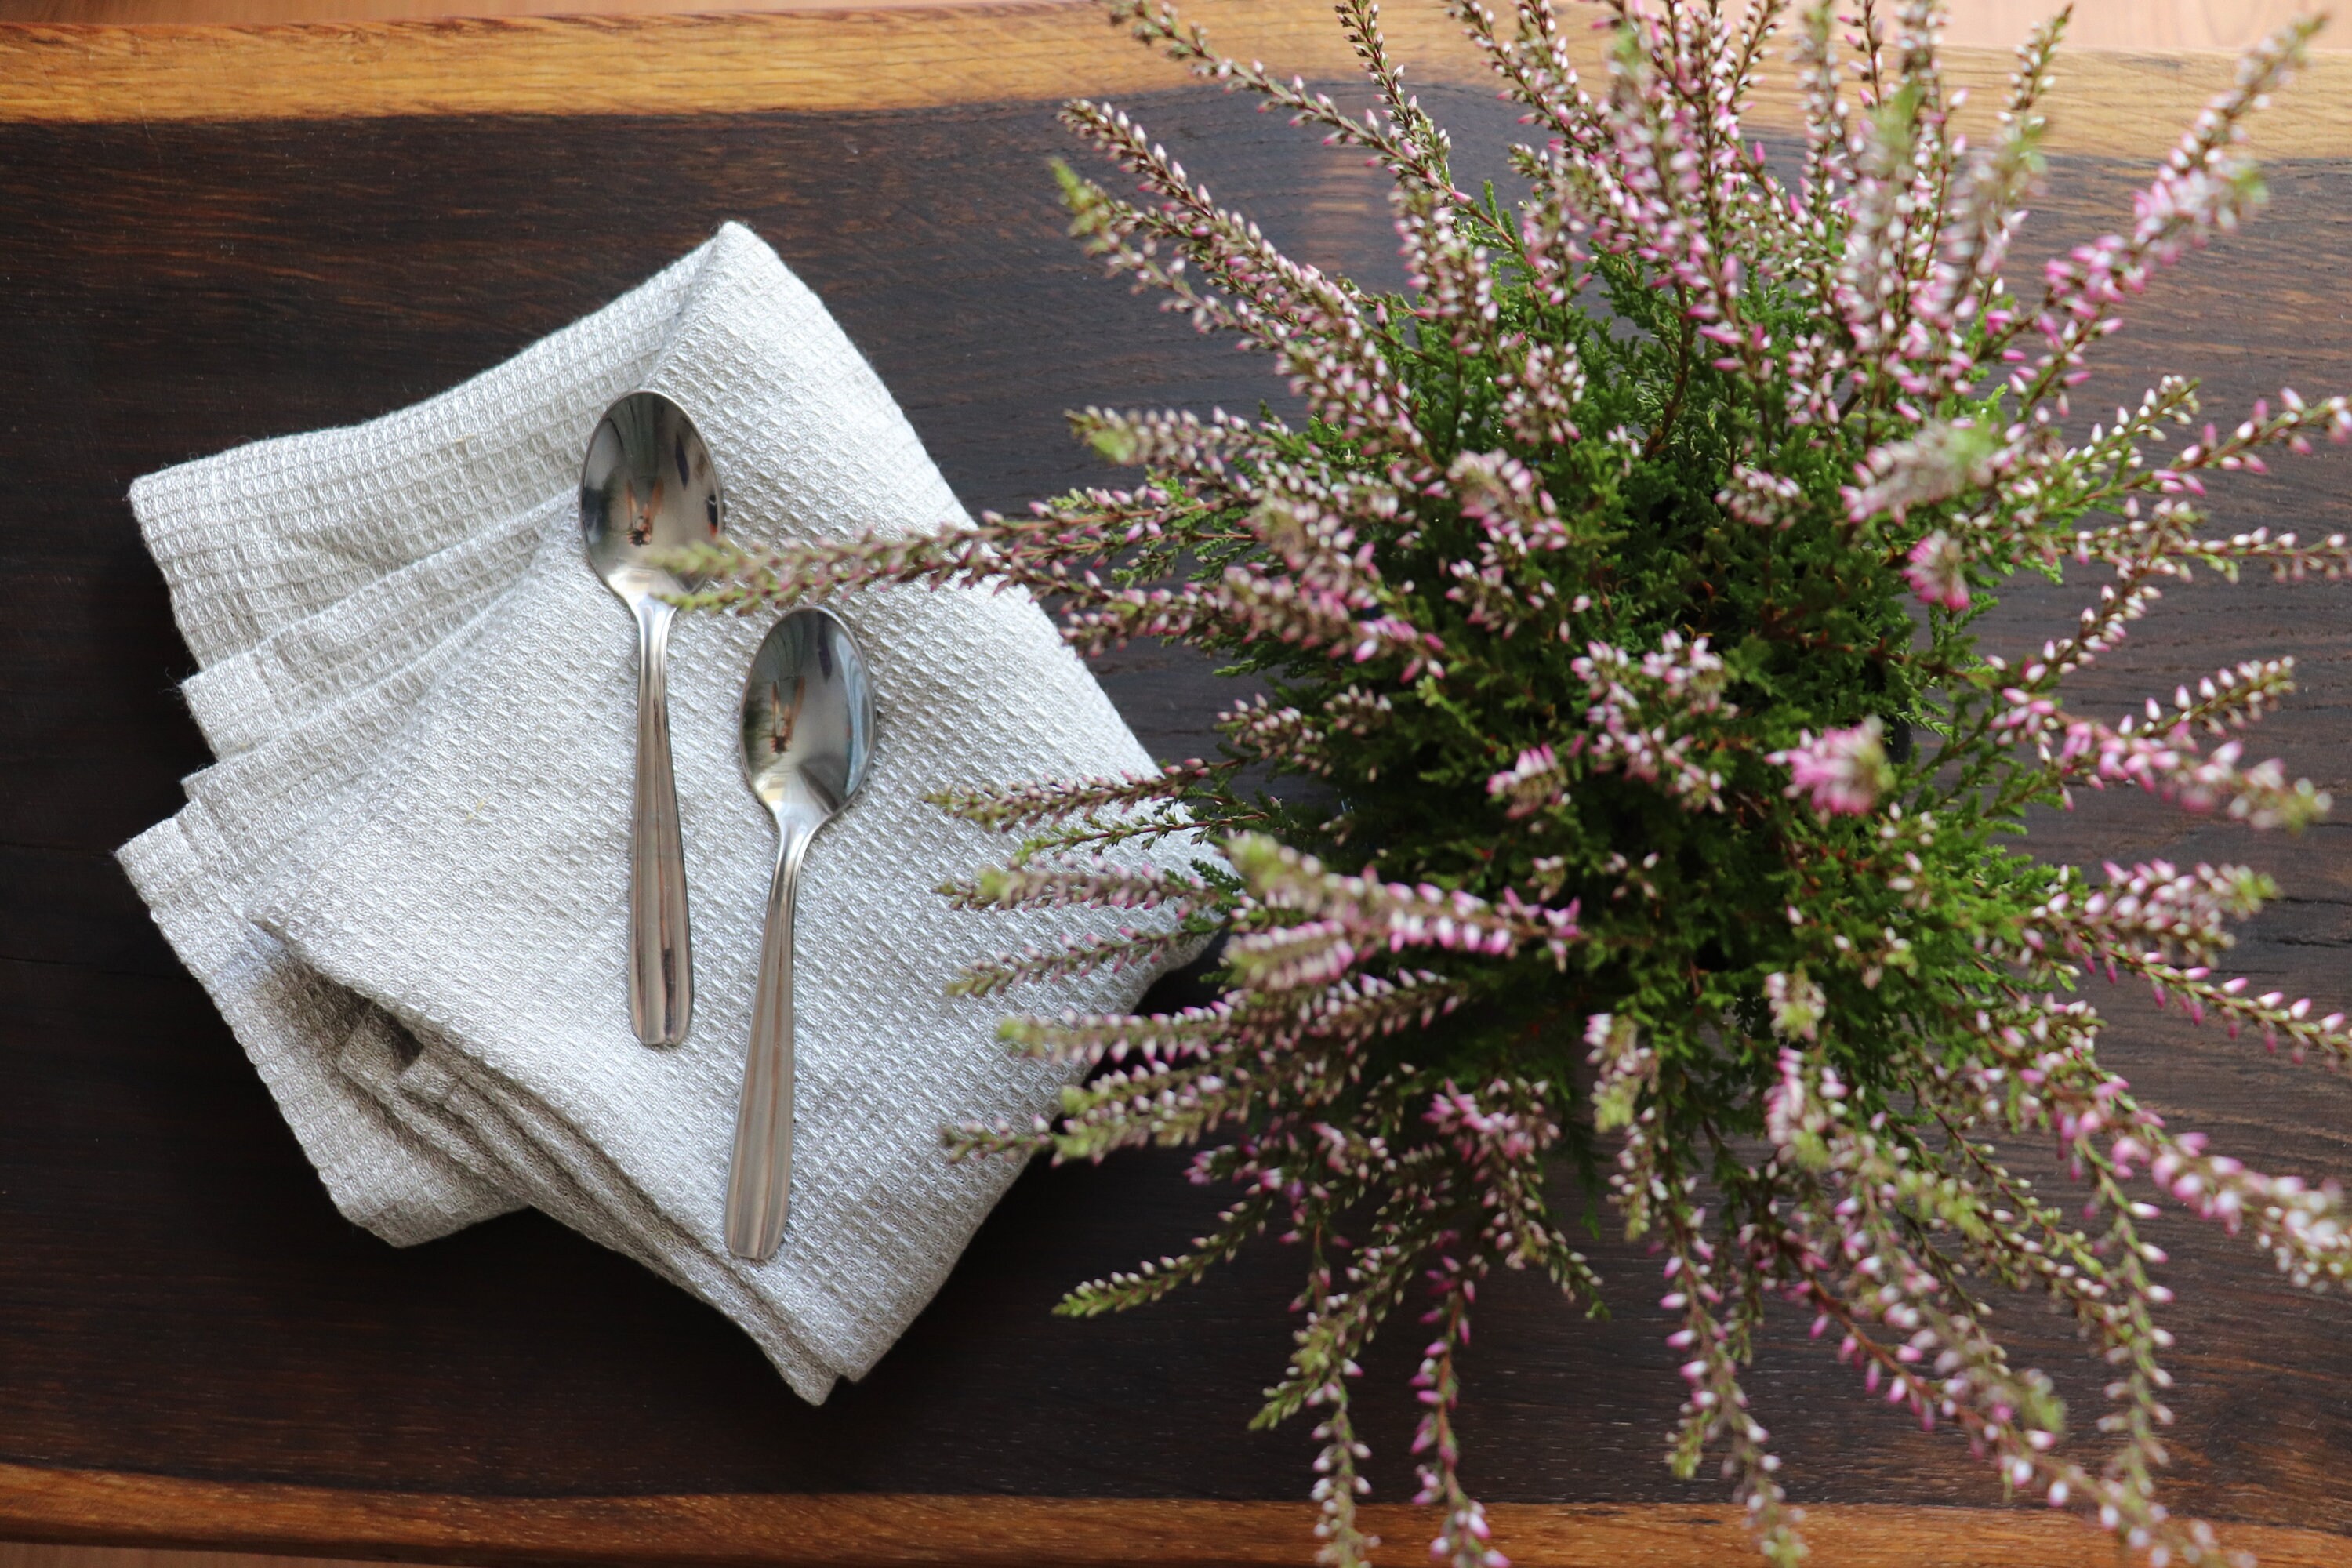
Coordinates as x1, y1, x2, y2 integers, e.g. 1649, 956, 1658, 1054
122, 223, 1199, 1393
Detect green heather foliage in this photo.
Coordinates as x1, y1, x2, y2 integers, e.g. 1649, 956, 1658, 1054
681, 2, 2352, 1562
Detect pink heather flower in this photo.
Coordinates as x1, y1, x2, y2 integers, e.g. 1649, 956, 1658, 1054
1486, 743, 1566, 819
1717, 463, 1806, 528
1843, 419, 2005, 524
1991, 686, 2331, 829
1772, 717, 1894, 817
1904, 530, 1970, 610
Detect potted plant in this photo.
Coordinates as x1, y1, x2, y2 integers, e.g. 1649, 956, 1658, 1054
685, 2, 2352, 1562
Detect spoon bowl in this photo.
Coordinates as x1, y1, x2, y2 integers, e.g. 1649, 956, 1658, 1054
580, 390, 724, 1047
726, 607, 874, 1261
581, 391, 724, 601
740, 608, 873, 828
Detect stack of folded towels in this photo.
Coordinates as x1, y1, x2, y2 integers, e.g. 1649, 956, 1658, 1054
117, 223, 1197, 1401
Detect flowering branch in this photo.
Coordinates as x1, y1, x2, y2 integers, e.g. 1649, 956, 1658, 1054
681, 3, 2352, 1562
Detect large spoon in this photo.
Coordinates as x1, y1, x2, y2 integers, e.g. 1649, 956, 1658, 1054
580, 390, 723, 1047
728, 607, 875, 1261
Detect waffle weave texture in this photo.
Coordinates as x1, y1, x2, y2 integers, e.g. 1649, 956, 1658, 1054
118, 223, 1197, 1399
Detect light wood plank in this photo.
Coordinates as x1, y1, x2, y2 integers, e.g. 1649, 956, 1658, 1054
0, 1547, 416, 1568
1949, 0, 2325, 50
0, 0, 982, 16
0, 0, 2336, 53
0, 1, 2348, 158
0, 1461, 2349, 1568
3, 1457, 2352, 1568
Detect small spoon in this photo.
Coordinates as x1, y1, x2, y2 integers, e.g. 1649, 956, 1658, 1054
727, 607, 875, 1261
580, 390, 723, 1047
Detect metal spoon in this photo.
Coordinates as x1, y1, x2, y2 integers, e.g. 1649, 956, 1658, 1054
727, 607, 874, 1262
580, 390, 723, 1047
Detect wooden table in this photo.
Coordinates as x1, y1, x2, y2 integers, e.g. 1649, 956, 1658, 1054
5, 5, 2352, 1564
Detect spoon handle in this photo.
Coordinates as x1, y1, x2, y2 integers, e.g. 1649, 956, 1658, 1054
728, 818, 812, 1261
630, 596, 693, 1047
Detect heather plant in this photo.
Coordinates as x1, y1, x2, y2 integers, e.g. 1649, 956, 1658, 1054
676, 2, 2352, 1563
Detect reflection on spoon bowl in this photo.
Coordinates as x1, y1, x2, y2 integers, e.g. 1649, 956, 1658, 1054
741, 608, 872, 823
728, 607, 875, 1262
580, 391, 724, 600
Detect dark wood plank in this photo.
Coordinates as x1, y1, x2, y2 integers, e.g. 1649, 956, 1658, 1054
3, 73, 2352, 1556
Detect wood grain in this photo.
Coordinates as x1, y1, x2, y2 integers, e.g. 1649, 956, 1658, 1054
5, 21, 2352, 1568
7, 1461, 2352, 1568
0, 1547, 406, 1568
0, 0, 992, 20
0, 0, 2328, 52
0, 2, 2348, 159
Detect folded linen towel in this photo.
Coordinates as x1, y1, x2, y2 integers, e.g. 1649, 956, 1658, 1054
122, 235, 726, 1242
132, 494, 837, 1392
130, 237, 712, 672
117, 622, 518, 1247
135, 484, 847, 1392
125, 223, 1200, 1392
260, 223, 1197, 1388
